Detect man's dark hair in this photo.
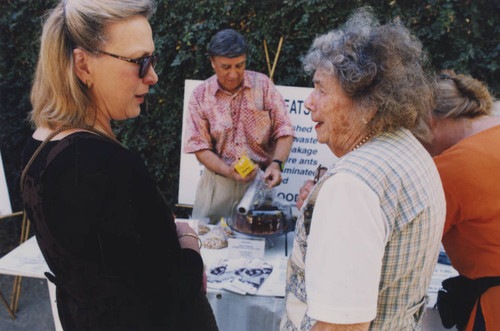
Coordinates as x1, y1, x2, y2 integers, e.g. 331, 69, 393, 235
208, 29, 247, 58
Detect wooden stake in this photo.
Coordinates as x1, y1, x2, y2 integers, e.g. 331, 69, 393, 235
270, 36, 284, 81
11, 212, 30, 313
263, 37, 284, 82
263, 39, 272, 79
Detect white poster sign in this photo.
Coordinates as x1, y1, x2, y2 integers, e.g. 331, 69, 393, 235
178, 80, 336, 216
0, 151, 13, 216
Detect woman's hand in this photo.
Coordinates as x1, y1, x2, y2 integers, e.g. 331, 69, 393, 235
176, 222, 207, 292
176, 222, 201, 254
202, 267, 207, 293
297, 179, 315, 210
297, 166, 327, 209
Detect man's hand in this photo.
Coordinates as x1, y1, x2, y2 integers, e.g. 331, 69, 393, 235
264, 161, 282, 187
195, 150, 259, 183
226, 161, 259, 183
296, 179, 315, 210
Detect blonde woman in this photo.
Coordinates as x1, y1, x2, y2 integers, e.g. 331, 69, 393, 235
22, 0, 217, 329
427, 70, 500, 331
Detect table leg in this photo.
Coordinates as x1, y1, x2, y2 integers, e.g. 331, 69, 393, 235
0, 290, 15, 320
10, 275, 22, 313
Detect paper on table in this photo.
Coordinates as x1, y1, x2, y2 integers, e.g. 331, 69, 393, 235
0, 236, 49, 278
206, 258, 234, 289
228, 236, 265, 260
255, 256, 287, 297
206, 257, 280, 296
231, 258, 273, 295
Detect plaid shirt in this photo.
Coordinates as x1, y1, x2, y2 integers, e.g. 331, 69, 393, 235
282, 129, 446, 330
184, 71, 294, 167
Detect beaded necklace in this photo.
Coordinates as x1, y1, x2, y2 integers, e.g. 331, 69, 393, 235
353, 130, 374, 151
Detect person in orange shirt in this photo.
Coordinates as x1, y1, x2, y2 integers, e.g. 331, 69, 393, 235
424, 70, 500, 331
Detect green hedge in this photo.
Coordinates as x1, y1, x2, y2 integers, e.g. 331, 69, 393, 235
1, 0, 499, 214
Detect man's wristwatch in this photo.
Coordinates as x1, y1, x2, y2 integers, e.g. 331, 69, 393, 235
272, 159, 284, 172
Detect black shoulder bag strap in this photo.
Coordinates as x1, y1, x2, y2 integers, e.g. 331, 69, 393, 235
20, 124, 121, 192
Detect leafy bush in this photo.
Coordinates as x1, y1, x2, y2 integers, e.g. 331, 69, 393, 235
1, 0, 499, 215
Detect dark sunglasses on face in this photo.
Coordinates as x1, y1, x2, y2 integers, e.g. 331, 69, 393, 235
95, 50, 159, 78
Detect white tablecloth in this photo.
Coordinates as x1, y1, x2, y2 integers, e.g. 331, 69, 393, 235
201, 232, 291, 331
0, 236, 62, 331
0, 233, 455, 331
201, 231, 456, 331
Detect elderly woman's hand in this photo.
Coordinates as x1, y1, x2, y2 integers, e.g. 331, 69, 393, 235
297, 165, 328, 209
297, 179, 315, 210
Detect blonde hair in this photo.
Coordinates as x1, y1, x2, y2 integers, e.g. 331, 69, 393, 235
433, 69, 493, 119
30, 0, 156, 129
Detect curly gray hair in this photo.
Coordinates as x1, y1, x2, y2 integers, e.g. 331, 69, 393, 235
303, 7, 433, 141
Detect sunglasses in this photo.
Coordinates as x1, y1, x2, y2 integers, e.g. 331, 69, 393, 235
95, 50, 159, 78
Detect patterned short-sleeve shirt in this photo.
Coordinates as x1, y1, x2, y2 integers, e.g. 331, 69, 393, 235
183, 70, 294, 167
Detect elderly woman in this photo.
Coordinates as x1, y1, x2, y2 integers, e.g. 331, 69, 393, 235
281, 8, 446, 331
426, 71, 500, 331
21, 0, 217, 329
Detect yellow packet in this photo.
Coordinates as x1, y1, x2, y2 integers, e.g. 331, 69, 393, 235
234, 155, 255, 178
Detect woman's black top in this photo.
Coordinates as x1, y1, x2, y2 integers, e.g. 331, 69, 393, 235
22, 132, 216, 330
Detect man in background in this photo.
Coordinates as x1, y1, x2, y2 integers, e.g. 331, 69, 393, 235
184, 29, 294, 224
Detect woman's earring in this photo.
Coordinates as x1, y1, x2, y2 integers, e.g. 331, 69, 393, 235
86, 80, 93, 89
